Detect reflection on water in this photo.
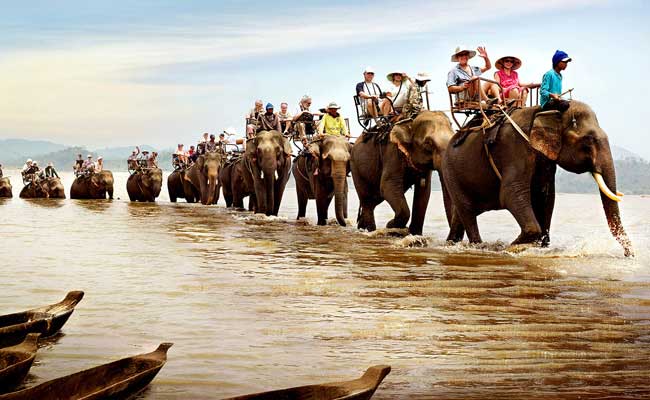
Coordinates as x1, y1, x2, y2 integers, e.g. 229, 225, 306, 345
0, 170, 649, 399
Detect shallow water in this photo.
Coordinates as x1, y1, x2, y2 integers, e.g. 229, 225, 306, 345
0, 170, 649, 399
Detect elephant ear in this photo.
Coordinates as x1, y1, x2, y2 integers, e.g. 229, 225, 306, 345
531, 110, 563, 160
196, 155, 205, 170
308, 142, 320, 158
275, 133, 292, 156
389, 120, 414, 160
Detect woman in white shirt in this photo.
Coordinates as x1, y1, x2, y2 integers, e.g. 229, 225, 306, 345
386, 71, 413, 114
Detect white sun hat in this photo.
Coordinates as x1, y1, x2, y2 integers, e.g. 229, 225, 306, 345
451, 45, 476, 62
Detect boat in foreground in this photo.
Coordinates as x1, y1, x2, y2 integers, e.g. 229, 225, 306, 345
0, 291, 84, 347
0, 342, 172, 400
0, 334, 39, 393
224, 365, 391, 400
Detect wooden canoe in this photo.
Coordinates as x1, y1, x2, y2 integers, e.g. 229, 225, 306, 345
0, 291, 84, 348
224, 365, 391, 400
0, 334, 39, 393
0, 342, 172, 400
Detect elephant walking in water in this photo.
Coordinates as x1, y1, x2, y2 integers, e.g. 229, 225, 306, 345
167, 169, 196, 203
293, 135, 351, 226
220, 157, 256, 211
0, 177, 12, 198
186, 152, 224, 205
70, 171, 114, 199
126, 168, 163, 202
443, 101, 633, 257
19, 177, 65, 199
243, 130, 292, 216
351, 110, 455, 235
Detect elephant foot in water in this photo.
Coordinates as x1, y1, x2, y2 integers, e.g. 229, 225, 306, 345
356, 207, 376, 232
511, 229, 545, 247
386, 218, 407, 230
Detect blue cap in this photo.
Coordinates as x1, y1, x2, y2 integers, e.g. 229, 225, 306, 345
266, 103, 274, 110
552, 50, 572, 67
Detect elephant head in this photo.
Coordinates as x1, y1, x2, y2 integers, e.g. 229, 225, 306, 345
89, 171, 114, 199
529, 100, 633, 256
389, 110, 455, 171
44, 178, 65, 198
141, 168, 163, 199
308, 135, 352, 226
247, 130, 292, 214
0, 177, 12, 198
195, 151, 224, 205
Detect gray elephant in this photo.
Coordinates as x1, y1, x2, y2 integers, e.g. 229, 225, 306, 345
126, 168, 163, 202
244, 130, 292, 216
186, 152, 224, 205
443, 100, 633, 257
293, 135, 351, 226
167, 169, 197, 203
70, 171, 114, 199
0, 177, 12, 198
220, 156, 256, 211
351, 110, 455, 235
19, 177, 65, 199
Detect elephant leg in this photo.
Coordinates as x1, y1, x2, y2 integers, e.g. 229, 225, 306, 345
357, 200, 378, 232
315, 184, 332, 225
248, 195, 255, 212
446, 209, 466, 242
409, 172, 431, 236
532, 162, 557, 247
297, 187, 308, 220
381, 176, 410, 229
502, 183, 542, 245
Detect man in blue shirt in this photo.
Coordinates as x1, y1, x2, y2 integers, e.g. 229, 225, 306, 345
540, 50, 571, 112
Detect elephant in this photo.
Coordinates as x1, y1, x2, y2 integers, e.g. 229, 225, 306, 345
293, 135, 352, 226
443, 100, 634, 257
243, 130, 292, 216
186, 151, 224, 205
220, 156, 256, 211
350, 110, 455, 235
0, 177, 12, 198
70, 171, 114, 199
126, 168, 163, 202
167, 169, 197, 203
19, 177, 65, 199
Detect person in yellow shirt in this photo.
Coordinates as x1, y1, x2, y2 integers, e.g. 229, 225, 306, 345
318, 102, 350, 138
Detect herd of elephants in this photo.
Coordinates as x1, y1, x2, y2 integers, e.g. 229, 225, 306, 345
0, 101, 634, 257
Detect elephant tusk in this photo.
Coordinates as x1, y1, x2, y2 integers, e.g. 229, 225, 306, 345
617, 191, 624, 197
275, 171, 278, 180
592, 173, 622, 202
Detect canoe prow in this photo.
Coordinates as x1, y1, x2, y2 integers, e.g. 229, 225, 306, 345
5, 333, 40, 353
59, 291, 85, 307
143, 342, 174, 362
359, 365, 391, 391
0, 333, 40, 393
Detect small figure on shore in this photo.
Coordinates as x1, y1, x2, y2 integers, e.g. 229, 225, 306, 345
45, 162, 59, 178
541, 50, 572, 112
447, 46, 498, 104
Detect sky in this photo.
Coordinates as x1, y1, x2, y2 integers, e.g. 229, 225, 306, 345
1, 0, 649, 157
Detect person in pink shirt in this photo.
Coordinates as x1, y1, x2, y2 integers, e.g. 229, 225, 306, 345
494, 56, 539, 107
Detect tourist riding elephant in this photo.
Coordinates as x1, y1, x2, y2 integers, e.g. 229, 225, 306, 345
126, 168, 163, 202
443, 100, 633, 257
70, 171, 114, 199
167, 169, 197, 203
221, 157, 256, 211
244, 130, 292, 216
293, 135, 352, 226
351, 110, 455, 235
19, 177, 64, 198
0, 177, 12, 198
186, 151, 224, 205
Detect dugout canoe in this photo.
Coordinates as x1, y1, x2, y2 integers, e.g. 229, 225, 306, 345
0, 291, 84, 348
224, 365, 391, 400
0, 342, 172, 400
0, 334, 39, 393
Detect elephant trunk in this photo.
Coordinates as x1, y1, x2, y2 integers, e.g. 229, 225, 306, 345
206, 174, 217, 205
332, 160, 347, 226
107, 184, 114, 199
263, 168, 275, 216
594, 152, 633, 257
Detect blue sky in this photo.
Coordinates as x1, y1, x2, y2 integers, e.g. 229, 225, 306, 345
1, 0, 649, 158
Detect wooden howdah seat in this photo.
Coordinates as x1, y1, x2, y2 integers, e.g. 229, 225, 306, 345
353, 83, 431, 132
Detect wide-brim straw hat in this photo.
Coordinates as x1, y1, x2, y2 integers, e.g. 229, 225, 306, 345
496, 56, 522, 70
326, 102, 341, 109
415, 72, 431, 82
451, 46, 476, 62
386, 71, 405, 82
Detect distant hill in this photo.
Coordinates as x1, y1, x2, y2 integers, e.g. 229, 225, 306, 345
0, 139, 67, 161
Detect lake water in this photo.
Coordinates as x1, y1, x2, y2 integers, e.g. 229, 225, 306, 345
1, 170, 649, 399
